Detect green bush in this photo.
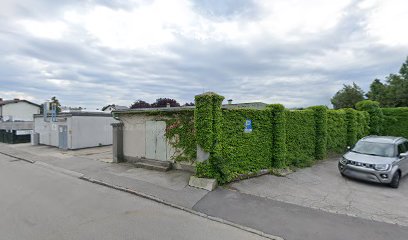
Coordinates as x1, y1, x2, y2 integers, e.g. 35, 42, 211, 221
268, 104, 287, 168
309, 106, 328, 160
327, 110, 347, 153
194, 92, 224, 153
355, 111, 370, 139
345, 108, 359, 146
218, 109, 273, 182
286, 110, 316, 167
164, 111, 196, 162
193, 93, 376, 184
381, 108, 408, 138
195, 93, 213, 152
355, 100, 383, 135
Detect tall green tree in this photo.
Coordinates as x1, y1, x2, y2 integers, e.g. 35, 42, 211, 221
366, 57, 408, 107
331, 83, 365, 109
50, 96, 62, 113
366, 79, 386, 105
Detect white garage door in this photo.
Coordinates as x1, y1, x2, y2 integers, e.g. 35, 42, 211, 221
145, 121, 167, 161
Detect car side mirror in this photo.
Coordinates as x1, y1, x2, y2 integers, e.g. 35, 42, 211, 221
399, 152, 408, 158
347, 146, 351, 150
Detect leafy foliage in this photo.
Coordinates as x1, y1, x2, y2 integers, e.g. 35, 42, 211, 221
355, 100, 383, 135
366, 79, 386, 105
130, 100, 151, 109
381, 108, 408, 139
309, 106, 328, 160
151, 98, 181, 108
195, 93, 219, 152
50, 96, 61, 113
268, 104, 287, 168
331, 83, 365, 109
286, 110, 316, 167
366, 57, 408, 107
327, 110, 347, 153
218, 109, 272, 182
164, 111, 196, 162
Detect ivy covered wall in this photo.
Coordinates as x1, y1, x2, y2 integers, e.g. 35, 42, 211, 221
220, 109, 272, 182
285, 110, 316, 167
193, 92, 373, 183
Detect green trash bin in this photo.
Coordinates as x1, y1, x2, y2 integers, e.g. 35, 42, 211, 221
0, 130, 5, 143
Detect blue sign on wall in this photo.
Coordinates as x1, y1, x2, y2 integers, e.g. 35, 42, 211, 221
244, 119, 252, 133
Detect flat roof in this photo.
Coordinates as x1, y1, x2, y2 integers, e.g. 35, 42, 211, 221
34, 112, 113, 118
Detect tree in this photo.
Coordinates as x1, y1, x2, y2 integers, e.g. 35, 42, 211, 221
183, 102, 195, 106
366, 56, 408, 107
50, 96, 61, 113
366, 79, 386, 105
130, 100, 151, 109
151, 98, 180, 108
331, 83, 365, 109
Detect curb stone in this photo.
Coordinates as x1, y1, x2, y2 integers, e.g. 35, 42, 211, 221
80, 176, 284, 240
34, 161, 84, 178
0, 151, 35, 163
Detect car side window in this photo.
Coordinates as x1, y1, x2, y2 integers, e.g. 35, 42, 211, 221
404, 141, 408, 152
398, 143, 407, 155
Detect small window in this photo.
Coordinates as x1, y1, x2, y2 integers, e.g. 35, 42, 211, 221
398, 143, 407, 155
404, 141, 408, 151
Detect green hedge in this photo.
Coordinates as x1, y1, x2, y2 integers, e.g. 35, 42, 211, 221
381, 108, 408, 138
355, 100, 383, 135
356, 111, 370, 140
193, 92, 373, 184
286, 110, 316, 167
309, 106, 328, 160
268, 104, 286, 168
327, 110, 347, 153
345, 108, 358, 146
218, 109, 272, 182
194, 92, 224, 153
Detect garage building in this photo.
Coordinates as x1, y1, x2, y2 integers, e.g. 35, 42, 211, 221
33, 112, 117, 150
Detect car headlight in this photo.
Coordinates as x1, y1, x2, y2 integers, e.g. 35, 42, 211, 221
340, 157, 348, 165
374, 164, 390, 171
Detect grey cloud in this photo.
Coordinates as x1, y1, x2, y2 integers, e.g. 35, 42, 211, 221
1, 0, 407, 109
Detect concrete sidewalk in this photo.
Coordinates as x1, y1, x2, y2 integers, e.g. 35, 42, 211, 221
1, 143, 408, 240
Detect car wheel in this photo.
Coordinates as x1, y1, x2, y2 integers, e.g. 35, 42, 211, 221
389, 172, 401, 189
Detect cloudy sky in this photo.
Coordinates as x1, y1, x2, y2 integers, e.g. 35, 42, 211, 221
1, 0, 407, 109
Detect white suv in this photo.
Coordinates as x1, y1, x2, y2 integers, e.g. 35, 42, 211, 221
338, 136, 408, 188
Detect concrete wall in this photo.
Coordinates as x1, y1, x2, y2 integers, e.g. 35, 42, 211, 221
70, 116, 117, 149
1, 102, 40, 121
0, 121, 33, 130
34, 115, 117, 149
121, 114, 175, 162
34, 117, 71, 148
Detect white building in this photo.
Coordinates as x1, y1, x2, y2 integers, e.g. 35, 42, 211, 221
102, 104, 129, 112
0, 98, 41, 122
33, 112, 118, 150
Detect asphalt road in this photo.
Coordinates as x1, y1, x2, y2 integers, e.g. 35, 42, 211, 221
193, 188, 408, 240
0, 154, 269, 240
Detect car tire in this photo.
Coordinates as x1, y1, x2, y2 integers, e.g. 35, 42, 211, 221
389, 172, 401, 189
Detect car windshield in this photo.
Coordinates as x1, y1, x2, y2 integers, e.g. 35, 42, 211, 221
352, 141, 395, 157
